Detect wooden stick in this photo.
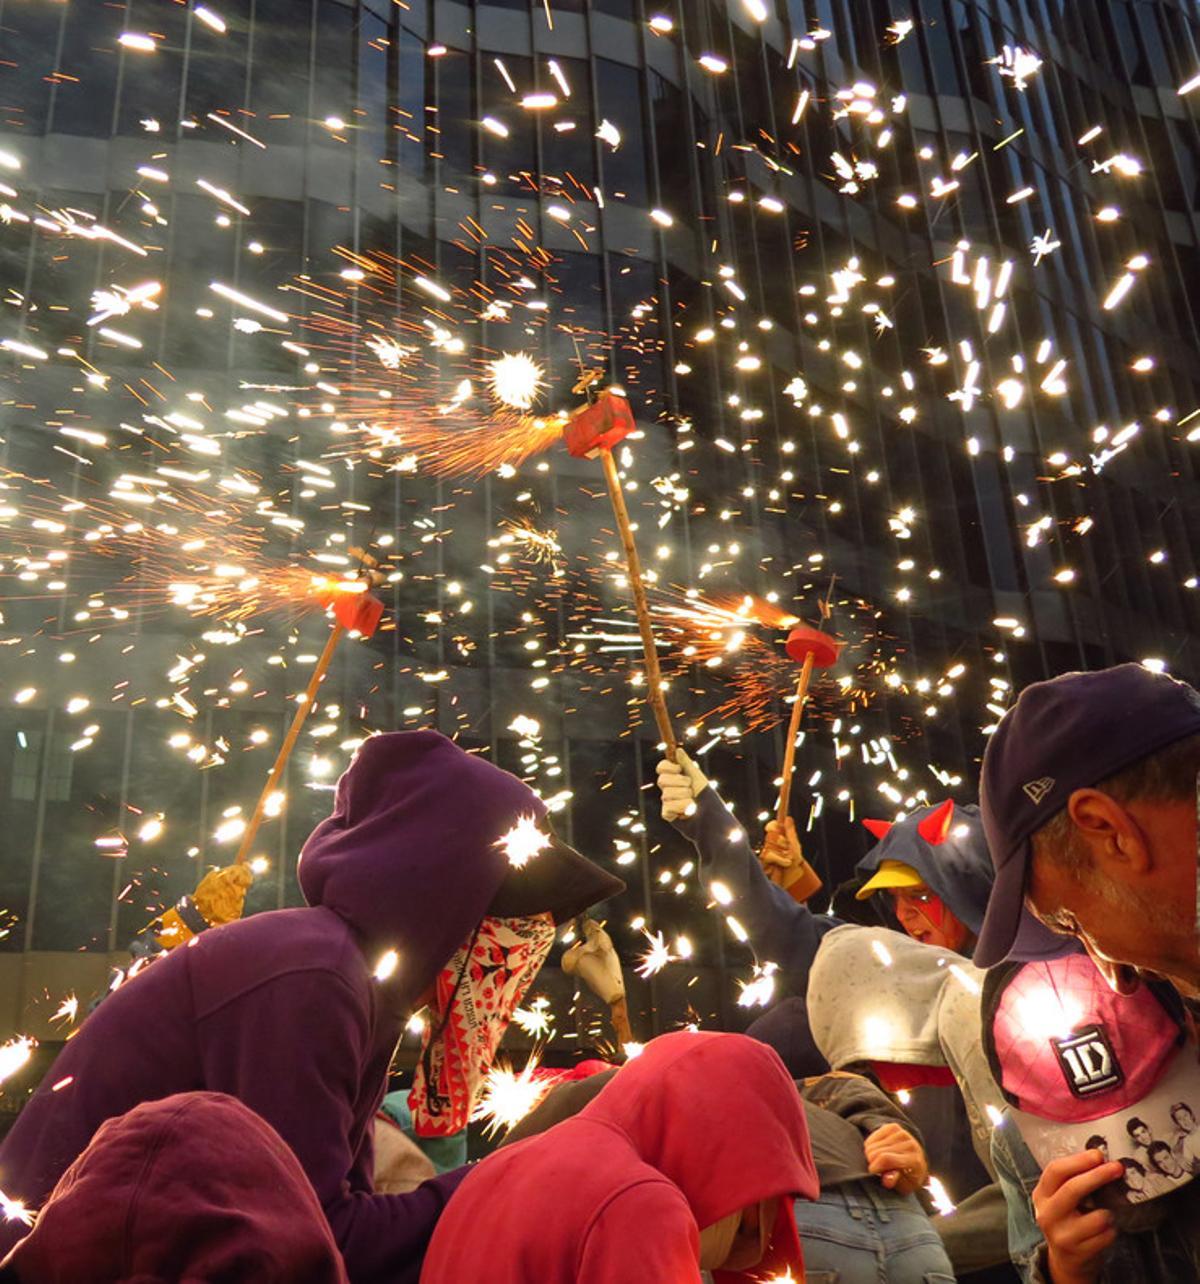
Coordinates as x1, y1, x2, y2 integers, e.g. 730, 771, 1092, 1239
235, 621, 345, 865
775, 650, 816, 825
609, 996, 635, 1047
598, 447, 678, 757
775, 574, 837, 825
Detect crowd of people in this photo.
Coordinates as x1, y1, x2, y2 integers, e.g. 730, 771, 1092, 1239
0, 660, 1197, 1283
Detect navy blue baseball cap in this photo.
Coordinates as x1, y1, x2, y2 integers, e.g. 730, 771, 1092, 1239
976, 664, 1200, 967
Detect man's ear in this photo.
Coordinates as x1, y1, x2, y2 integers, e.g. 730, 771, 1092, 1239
1067, 788, 1151, 874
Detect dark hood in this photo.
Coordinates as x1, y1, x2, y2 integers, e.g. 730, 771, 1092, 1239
297, 731, 621, 1005
0, 1092, 348, 1284
855, 801, 992, 933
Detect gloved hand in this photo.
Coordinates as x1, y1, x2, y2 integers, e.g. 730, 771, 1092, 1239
656, 750, 709, 822
193, 863, 254, 926
761, 816, 801, 878
155, 863, 254, 951
562, 919, 626, 1006
759, 815, 823, 901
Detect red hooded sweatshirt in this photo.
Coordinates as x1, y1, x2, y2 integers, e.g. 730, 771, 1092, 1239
420, 1031, 818, 1284
0, 1092, 348, 1283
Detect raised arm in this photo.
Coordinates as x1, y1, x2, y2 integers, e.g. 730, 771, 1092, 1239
657, 752, 840, 997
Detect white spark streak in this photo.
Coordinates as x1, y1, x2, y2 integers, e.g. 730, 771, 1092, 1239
209, 281, 289, 323
196, 178, 251, 215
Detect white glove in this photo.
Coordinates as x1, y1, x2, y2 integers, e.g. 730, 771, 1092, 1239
656, 750, 709, 822
562, 919, 625, 1006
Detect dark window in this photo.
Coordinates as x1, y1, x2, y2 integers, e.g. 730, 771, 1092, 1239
595, 58, 650, 205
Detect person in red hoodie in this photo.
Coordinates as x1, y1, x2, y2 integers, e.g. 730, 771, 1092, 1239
419, 1031, 819, 1283
0, 1092, 348, 1283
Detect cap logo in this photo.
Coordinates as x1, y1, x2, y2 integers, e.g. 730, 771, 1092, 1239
1022, 776, 1056, 805
1053, 1025, 1124, 1098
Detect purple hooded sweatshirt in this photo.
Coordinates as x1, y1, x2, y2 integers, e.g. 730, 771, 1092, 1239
0, 731, 620, 1283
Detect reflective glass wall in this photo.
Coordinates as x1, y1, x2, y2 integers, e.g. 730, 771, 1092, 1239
1, 0, 1198, 1045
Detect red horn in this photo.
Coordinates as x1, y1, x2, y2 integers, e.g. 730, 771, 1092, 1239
862, 818, 893, 841
917, 799, 955, 846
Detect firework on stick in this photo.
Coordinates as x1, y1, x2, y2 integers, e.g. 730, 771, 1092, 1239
763, 578, 841, 902
565, 391, 677, 755
234, 562, 385, 866
412, 383, 678, 753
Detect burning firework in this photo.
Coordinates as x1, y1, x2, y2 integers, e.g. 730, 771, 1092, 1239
487, 352, 546, 410
472, 1052, 551, 1137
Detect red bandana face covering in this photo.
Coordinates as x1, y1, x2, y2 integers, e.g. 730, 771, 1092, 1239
409, 913, 556, 1137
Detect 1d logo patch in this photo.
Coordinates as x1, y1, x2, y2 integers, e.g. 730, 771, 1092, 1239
1053, 1025, 1124, 1098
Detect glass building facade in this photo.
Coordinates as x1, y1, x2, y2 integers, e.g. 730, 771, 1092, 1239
1, 0, 1199, 1053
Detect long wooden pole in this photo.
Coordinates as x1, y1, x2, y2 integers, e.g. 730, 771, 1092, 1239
598, 447, 678, 757
774, 574, 838, 827
234, 621, 345, 865
775, 650, 816, 825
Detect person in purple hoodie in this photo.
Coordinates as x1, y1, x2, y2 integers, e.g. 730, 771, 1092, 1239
0, 731, 623, 1283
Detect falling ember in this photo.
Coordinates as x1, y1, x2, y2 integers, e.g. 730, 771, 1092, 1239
472, 1053, 550, 1137
50, 994, 79, 1027
636, 928, 676, 978
486, 352, 546, 411
988, 44, 1043, 91
0, 1190, 34, 1227
0, 1036, 34, 1084
736, 961, 778, 1008
500, 519, 564, 568
496, 814, 551, 868
365, 334, 414, 370
511, 995, 554, 1039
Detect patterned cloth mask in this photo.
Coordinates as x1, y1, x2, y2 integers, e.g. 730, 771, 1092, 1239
409, 913, 556, 1136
